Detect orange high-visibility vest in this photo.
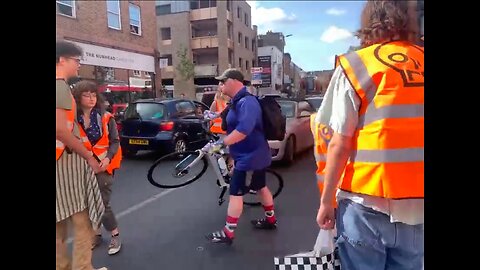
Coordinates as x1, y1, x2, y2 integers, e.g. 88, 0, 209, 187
337, 41, 424, 199
210, 98, 227, 134
79, 112, 122, 175
56, 95, 76, 160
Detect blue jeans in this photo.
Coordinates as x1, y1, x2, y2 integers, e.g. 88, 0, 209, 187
336, 199, 424, 270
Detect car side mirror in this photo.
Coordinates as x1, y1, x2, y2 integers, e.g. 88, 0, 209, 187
298, 111, 311, 118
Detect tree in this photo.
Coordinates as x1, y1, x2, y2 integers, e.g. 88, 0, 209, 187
176, 45, 195, 81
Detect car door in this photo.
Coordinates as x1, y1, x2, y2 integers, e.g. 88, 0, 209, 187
297, 101, 314, 151
174, 100, 206, 144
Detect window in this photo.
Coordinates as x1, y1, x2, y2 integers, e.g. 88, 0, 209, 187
161, 54, 173, 66
238, 32, 242, 45
191, 0, 216, 9
252, 59, 256, 67
57, 0, 76, 17
190, 1, 199, 9
161, 28, 171, 40
252, 39, 256, 52
246, 60, 249, 71
245, 13, 248, 26
129, 3, 141, 35
133, 70, 141, 77
245, 37, 249, 49
156, 4, 171, 15
239, 57, 243, 68
200, 0, 209, 8
107, 0, 121, 30
226, 0, 232, 11
104, 67, 115, 81
125, 103, 166, 120
175, 101, 195, 114
237, 7, 241, 19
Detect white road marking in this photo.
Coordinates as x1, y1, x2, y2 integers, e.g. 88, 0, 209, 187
66, 189, 177, 244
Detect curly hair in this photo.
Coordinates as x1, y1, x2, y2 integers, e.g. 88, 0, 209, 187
72, 80, 106, 114
356, 1, 419, 47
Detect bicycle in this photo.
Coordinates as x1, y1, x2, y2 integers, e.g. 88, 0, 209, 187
147, 113, 284, 206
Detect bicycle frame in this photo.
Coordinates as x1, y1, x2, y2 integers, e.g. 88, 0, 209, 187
174, 137, 232, 205
178, 146, 229, 188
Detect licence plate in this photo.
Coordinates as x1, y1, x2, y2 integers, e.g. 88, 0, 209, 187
129, 139, 149, 145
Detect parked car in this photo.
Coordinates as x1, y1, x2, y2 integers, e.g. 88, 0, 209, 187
268, 99, 316, 165
305, 96, 324, 111
119, 98, 210, 157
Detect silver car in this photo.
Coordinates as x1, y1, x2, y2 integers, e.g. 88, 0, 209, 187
268, 99, 316, 165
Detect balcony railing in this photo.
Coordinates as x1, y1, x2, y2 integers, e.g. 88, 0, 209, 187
191, 37, 219, 49
194, 64, 218, 77
190, 7, 217, 21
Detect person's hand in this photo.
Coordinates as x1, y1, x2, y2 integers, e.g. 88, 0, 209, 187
202, 141, 224, 154
203, 110, 219, 120
87, 156, 102, 174
100, 157, 110, 170
317, 203, 336, 230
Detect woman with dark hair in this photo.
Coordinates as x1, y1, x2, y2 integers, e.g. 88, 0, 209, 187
72, 80, 124, 256
315, 1, 424, 270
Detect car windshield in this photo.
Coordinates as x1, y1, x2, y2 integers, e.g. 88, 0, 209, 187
125, 103, 166, 120
278, 101, 296, 118
307, 98, 323, 110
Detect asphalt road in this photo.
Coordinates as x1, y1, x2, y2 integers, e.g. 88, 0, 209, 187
91, 149, 321, 270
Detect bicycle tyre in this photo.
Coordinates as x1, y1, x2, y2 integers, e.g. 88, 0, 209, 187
147, 151, 208, 189
243, 168, 284, 206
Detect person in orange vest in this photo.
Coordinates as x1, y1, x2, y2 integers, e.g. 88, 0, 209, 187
209, 86, 231, 135
73, 80, 123, 256
315, 1, 423, 269
56, 41, 108, 270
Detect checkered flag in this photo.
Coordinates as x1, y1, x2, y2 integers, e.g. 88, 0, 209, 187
274, 248, 341, 270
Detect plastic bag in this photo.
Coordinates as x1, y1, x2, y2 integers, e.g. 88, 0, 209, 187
314, 228, 337, 257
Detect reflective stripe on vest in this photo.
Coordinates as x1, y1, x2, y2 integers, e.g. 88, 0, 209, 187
56, 95, 76, 160
79, 112, 122, 174
210, 98, 227, 134
338, 41, 424, 199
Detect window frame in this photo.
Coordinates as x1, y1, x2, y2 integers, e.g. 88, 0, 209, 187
56, 0, 76, 18
107, 0, 122, 30
129, 3, 142, 36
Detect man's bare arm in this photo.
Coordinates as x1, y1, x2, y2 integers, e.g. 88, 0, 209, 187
56, 108, 92, 160
320, 132, 354, 206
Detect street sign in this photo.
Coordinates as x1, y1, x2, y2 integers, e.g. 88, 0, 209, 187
251, 73, 262, 85
250, 67, 263, 73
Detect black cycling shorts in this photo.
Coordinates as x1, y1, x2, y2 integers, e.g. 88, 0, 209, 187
229, 168, 266, 196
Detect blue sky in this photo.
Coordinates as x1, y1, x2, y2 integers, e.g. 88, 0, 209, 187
247, 1, 365, 71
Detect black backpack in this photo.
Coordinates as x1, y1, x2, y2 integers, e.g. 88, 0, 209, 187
221, 93, 286, 141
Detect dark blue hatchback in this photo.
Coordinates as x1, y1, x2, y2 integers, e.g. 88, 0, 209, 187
119, 98, 210, 157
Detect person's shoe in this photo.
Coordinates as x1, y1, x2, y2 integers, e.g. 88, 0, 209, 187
205, 230, 233, 244
94, 267, 108, 270
91, 234, 102, 250
108, 235, 122, 255
251, 218, 277, 230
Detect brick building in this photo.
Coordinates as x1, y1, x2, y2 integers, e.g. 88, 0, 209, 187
56, 0, 161, 96
155, 0, 257, 97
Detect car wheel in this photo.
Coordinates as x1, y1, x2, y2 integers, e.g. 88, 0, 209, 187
282, 136, 295, 165
174, 138, 188, 153
123, 148, 138, 158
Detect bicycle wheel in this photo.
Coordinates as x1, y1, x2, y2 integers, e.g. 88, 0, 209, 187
243, 169, 284, 206
147, 151, 208, 189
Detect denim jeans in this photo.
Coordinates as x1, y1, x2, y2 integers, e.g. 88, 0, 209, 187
336, 199, 424, 270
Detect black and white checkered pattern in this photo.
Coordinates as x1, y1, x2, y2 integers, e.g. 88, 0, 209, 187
274, 249, 341, 270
